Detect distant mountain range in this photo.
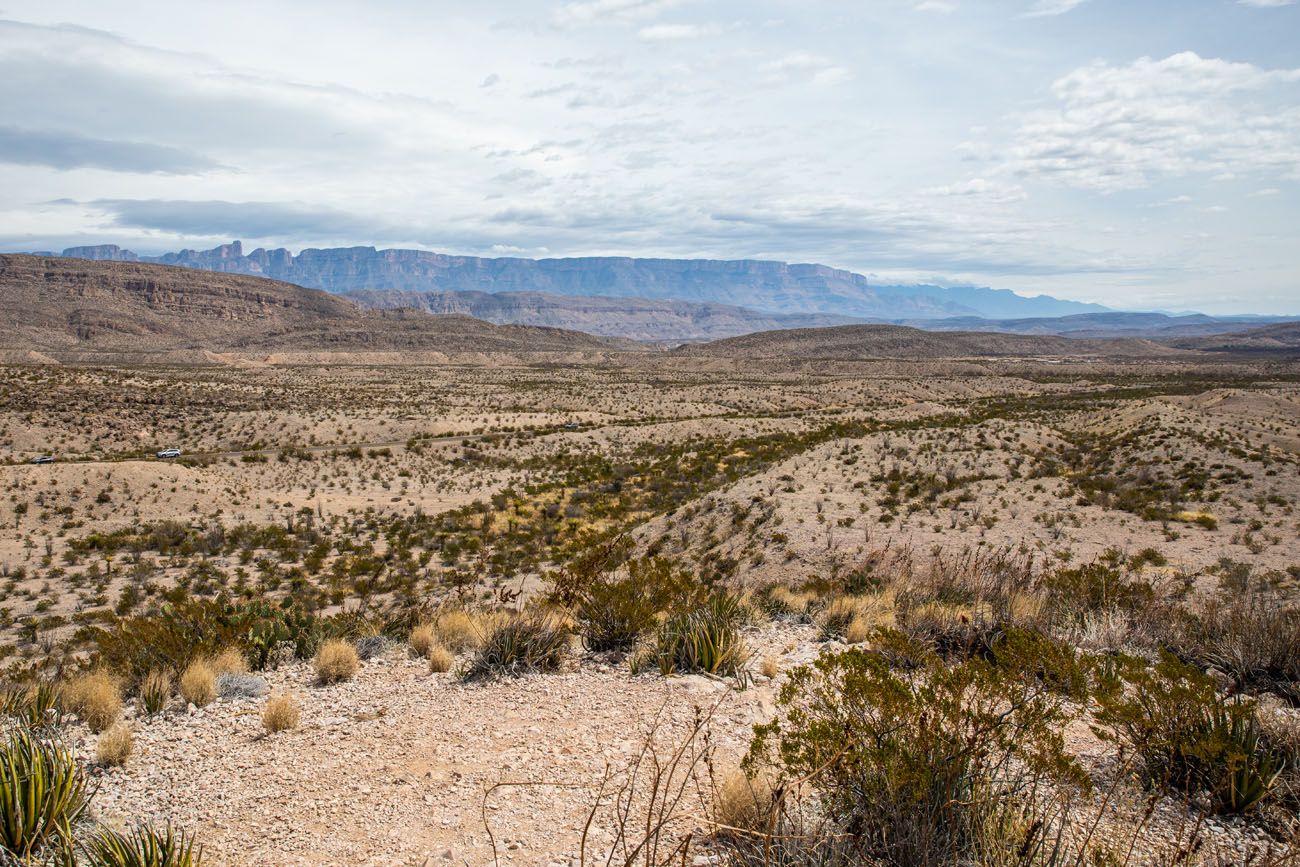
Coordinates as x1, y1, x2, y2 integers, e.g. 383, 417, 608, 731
48, 241, 1108, 321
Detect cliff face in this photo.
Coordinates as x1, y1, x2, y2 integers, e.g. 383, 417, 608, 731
344, 288, 870, 341
59, 242, 1105, 320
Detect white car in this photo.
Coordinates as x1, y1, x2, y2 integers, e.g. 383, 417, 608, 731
31, 455, 55, 465
156, 447, 182, 459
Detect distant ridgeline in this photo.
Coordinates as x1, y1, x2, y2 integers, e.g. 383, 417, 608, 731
51, 241, 1108, 320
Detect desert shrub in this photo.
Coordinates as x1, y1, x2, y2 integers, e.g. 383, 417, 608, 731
571, 556, 703, 652
0, 726, 90, 862
261, 694, 300, 735
314, 640, 360, 684
96, 723, 134, 767
90, 598, 242, 684
179, 660, 216, 707
139, 670, 172, 716
408, 623, 435, 657
353, 635, 390, 661
62, 671, 122, 733
1041, 559, 1156, 625
240, 600, 325, 670
761, 585, 816, 621
427, 645, 454, 673
746, 629, 1088, 866
1164, 596, 1300, 702
464, 611, 568, 679
82, 821, 203, 867
1, 681, 63, 728
653, 595, 749, 678
215, 673, 268, 700
1095, 652, 1286, 814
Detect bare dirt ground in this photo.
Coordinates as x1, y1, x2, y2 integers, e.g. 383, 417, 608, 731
3, 353, 1299, 865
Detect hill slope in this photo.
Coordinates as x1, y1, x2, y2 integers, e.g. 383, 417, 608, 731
1167, 321, 1300, 353
679, 324, 1182, 360
0, 255, 633, 353
53, 242, 1107, 320
344, 288, 869, 341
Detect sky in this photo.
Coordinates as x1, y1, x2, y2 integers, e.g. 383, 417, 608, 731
1, 1, 1298, 314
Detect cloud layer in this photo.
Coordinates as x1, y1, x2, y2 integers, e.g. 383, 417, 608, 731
0, 1, 1297, 314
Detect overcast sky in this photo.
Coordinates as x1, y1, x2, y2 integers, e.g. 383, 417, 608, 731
1, 1, 1298, 313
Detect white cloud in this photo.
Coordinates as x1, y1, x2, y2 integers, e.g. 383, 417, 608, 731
1025, 0, 1090, 17
637, 23, 714, 41
761, 52, 851, 86
1003, 52, 1300, 190
553, 0, 685, 27
1237, 0, 1295, 6
914, 1, 958, 12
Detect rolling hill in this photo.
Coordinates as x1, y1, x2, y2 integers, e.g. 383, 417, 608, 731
0, 255, 635, 354
678, 324, 1184, 360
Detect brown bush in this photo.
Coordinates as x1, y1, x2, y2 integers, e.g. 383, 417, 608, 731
314, 640, 359, 684
180, 659, 217, 707
62, 671, 122, 733
262, 693, 301, 734
96, 723, 133, 767
409, 623, 436, 657
427, 645, 454, 674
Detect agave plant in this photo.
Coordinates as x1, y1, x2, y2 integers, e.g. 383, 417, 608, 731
0, 727, 91, 864
654, 595, 749, 678
1204, 700, 1287, 815
82, 822, 203, 867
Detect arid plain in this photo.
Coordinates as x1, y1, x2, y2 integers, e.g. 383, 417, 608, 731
3, 344, 1300, 866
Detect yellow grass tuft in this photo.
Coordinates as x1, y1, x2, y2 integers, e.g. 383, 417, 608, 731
212, 647, 249, 676
427, 644, 454, 674
713, 768, 776, 836
760, 654, 779, 679
139, 669, 173, 716
180, 659, 217, 707
62, 671, 122, 733
409, 623, 436, 658
435, 609, 482, 652
262, 693, 301, 734
96, 722, 133, 767
314, 639, 360, 684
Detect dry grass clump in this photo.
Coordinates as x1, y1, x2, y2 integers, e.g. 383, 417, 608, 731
262, 693, 301, 734
435, 609, 482, 651
96, 723, 133, 767
759, 655, 780, 679
179, 659, 217, 707
427, 644, 454, 673
765, 585, 816, 619
818, 592, 895, 643
409, 623, 436, 657
712, 768, 776, 836
314, 639, 360, 684
139, 669, 172, 716
212, 647, 249, 676
62, 671, 122, 733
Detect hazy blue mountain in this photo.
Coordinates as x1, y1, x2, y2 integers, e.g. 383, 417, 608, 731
54, 242, 1109, 321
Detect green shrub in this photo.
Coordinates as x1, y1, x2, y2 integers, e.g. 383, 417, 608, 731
653, 595, 749, 678
0, 727, 91, 863
464, 612, 568, 679
1095, 652, 1285, 814
83, 822, 203, 867
573, 557, 703, 652
746, 629, 1088, 866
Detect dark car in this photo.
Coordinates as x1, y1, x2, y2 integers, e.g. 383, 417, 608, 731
31, 455, 55, 465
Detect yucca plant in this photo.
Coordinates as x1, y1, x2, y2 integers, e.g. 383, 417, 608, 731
463, 612, 568, 679
82, 822, 203, 867
1, 682, 64, 729
0, 727, 91, 864
654, 595, 749, 678
1203, 700, 1287, 815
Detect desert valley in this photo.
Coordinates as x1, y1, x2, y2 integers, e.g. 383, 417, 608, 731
0, 253, 1298, 865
